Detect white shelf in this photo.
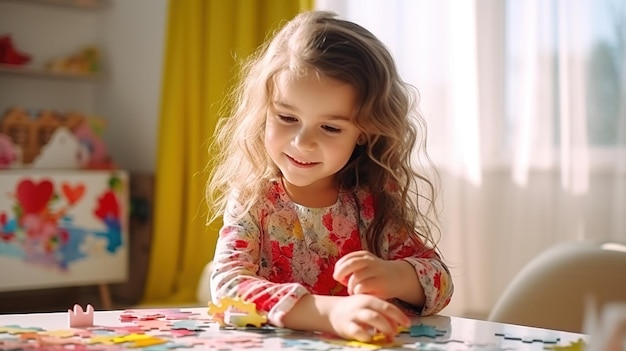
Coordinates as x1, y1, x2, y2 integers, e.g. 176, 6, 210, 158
0, 0, 108, 10
0, 64, 103, 81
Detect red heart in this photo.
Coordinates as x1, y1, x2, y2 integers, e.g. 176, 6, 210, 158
16, 179, 54, 214
62, 183, 85, 205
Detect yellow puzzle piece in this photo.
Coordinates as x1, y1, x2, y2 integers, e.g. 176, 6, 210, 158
208, 297, 267, 328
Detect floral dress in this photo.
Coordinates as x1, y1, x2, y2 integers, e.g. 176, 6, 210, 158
210, 180, 453, 325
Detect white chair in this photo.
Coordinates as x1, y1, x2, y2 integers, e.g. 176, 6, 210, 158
196, 260, 214, 305
488, 240, 626, 333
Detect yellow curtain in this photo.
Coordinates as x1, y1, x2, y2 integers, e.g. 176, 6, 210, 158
143, 0, 312, 305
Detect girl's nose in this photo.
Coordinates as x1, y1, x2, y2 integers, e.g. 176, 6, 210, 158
294, 128, 316, 151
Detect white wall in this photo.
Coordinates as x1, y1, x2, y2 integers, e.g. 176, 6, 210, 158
98, 0, 167, 173
0, 0, 167, 173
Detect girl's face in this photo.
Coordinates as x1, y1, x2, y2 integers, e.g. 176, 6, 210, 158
265, 71, 361, 197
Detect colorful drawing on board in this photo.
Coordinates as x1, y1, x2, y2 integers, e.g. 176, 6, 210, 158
0, 174, 125, 271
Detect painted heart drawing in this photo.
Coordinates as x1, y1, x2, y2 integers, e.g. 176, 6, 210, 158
62, 182, 86, 205
16, 179, 54, 214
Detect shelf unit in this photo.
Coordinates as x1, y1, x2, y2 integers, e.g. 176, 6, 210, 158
0, 64, 103, 81
0, 0, 109, 10
0, 0, 106, 80
0, 0, 123, 310
0, 0, 106, 113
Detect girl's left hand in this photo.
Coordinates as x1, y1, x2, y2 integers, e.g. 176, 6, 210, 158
333, 250, 403, 299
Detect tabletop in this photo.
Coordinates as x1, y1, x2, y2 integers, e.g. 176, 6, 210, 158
0, 306, 587, 350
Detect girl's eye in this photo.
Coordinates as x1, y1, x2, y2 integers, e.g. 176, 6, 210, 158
278, 115, 298, 123
322, 125, 341, 134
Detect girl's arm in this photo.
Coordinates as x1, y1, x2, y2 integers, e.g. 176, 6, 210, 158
282, 294, 410, 342
332, 236, 453, 316
391, 239, 454, 315
209, 199, 310, 326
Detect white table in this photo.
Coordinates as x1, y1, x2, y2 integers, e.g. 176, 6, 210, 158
0, 307, 587, 350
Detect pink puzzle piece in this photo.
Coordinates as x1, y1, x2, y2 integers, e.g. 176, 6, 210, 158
177, 334, 263, 349
91, 325, 145, 335
118, 308, 197, 322
68, 304, 95, 328
133, 320, 172, 331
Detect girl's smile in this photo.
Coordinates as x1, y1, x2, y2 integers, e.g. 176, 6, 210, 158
286, 154, 320, 168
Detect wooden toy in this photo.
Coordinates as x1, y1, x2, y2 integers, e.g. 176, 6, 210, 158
47, 46, 100, 75
0, 107, 114, 168
0, 107, 35, 164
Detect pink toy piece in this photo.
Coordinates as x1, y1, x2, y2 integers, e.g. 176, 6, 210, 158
68, 304, 94, 328
0, 133, 17, 169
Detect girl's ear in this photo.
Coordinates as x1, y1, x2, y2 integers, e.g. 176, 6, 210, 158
357, 134, 367, 145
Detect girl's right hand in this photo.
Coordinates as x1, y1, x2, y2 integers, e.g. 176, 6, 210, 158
327, 294, 410, 342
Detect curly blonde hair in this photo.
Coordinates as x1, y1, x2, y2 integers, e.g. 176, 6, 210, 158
207, 10, 441, 255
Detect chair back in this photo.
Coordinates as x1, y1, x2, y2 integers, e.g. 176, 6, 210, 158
488, 241, 626, 333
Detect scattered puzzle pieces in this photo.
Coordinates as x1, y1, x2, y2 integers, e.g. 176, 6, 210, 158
0, 325, 45, 334
119, 308, 198, 323
0, 305, 588, 351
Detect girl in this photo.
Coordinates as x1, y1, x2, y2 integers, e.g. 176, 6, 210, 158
206, 10, 453, 342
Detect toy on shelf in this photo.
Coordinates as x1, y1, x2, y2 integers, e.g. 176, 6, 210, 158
0, 106, 116, 169
208, 297, 267, 328
0, 34, 32, 66
47, 46, 100, 75
0, 134, 17, 169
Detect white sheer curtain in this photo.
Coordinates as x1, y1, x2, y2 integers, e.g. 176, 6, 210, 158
316, 0, 626, 318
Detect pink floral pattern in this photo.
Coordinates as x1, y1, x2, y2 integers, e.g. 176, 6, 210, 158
210, 180, 453, 325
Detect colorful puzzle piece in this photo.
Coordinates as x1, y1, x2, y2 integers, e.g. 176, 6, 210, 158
208, 297, 267, 327
44, 328, 93, 338
409, 324, 447, 338
169, 320, 203, 331
142, 341, 191, 351
91, 325, 145, 335
545, 338, 587, 351
0, 325, 45, 334
0, 339, 36, 351
414, 342, 446, 350
166, 329, 197, 337
133, 320, 173, 331
324, 333, 403, 350
126, 336, 169, 348
281, 338, 339, 350
176, 334, 263, 349
118, 308, 198, 323
495, 332, 560, 344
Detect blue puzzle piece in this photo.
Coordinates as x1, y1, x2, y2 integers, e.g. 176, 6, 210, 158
414, 342, 446, 350
495, 332, 560, 344
170, 320, 204, 330
282, 338, 335, 350
143, 342, 189, 351
409, 324, 447, 338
